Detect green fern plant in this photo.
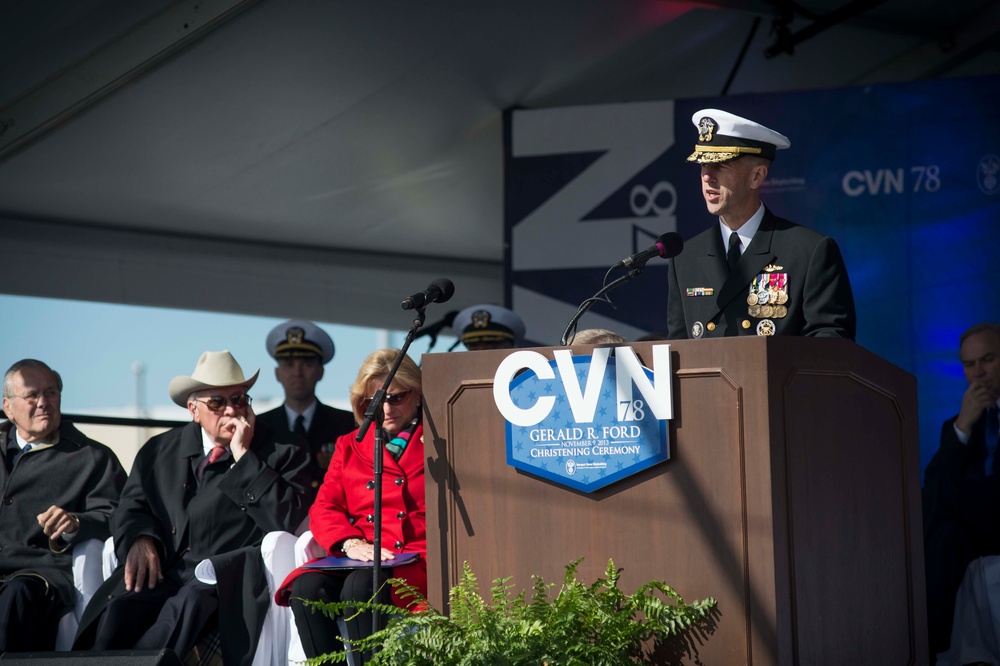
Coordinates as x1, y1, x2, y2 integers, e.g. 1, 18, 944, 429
300, 558, 717, 665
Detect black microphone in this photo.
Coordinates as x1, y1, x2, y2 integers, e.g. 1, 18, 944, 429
612, 232, 684, 268
413, 310, 458, 340
401, 278, 456, 310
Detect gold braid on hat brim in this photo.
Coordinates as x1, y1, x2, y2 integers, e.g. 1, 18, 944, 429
462, 329, 515, 343
686, 144, 764, 163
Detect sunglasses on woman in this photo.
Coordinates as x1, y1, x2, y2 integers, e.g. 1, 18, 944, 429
195, 392, 252, 412
361, 390, 412, 413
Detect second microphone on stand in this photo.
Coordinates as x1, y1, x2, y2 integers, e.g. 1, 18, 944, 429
401, 278, 455, 310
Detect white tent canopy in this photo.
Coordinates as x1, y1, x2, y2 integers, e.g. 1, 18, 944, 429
1, 0, 998, 328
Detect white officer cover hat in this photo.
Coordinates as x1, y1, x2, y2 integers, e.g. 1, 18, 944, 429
451, 305, 526, 347
686, 108, 790, 164
265, 320, 335, 364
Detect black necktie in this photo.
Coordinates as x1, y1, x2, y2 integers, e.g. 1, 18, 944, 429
727, 232, 742, 273
294, 414, 307, 439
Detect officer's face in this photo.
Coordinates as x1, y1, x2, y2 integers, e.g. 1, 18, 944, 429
961, 331, 1000, 400
275, 357, 324, 402
699, 158, 767, 225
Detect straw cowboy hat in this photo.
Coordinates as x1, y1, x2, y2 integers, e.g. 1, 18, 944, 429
168, 350, 259, 407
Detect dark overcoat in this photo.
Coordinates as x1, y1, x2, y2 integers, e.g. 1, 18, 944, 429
75, 421, 311, 666
0, 420, 125, 610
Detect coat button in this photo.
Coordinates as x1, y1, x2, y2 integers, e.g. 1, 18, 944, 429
246, 493, 255, 501
394, 541, 403, 550
171, 526, 177, 534
706, 322, 716, 331
394, 478, 404, 486
2, 497, 12, 505
240, 505, 247, 511
348, 516, 356, 525
366, 480, 375, 490
366, 514, 374, 523
741, 320, 751, 329
396, 511, 406, 519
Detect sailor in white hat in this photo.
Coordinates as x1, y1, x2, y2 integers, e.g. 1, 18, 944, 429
451, 304, 526, 351
256, 321, 355, 496
667, 108, 855, 340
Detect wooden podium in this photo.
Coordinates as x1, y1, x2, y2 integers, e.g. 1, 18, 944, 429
420, 337, 926, 665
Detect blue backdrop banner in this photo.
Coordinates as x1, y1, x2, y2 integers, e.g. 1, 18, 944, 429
504, 75, 1000, 476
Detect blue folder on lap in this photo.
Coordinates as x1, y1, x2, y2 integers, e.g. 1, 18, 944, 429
301, 552, 420, 570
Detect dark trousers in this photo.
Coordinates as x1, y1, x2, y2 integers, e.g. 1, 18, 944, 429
0, 576, 61, 651
90, 568, 218, 658
290, 569, 390, 662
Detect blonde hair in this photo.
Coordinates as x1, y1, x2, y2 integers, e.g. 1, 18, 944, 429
348, 349, 422, 424
572, 328, 627, 345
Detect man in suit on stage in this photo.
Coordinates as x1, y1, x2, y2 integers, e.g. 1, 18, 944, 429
0, 359, 125, 651
923, 322, 1000, 657
667, 108, 856, 340
257, 320, 355, 499
75, 350, 311, 664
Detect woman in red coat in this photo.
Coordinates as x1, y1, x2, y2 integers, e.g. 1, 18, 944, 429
279, 348, 425, 661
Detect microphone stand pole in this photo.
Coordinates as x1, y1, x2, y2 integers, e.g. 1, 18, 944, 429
560, 266, 644, 346
355, 306, 426, 647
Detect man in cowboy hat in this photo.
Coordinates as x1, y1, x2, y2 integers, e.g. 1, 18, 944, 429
0, 359, 125, 651
451, 304, 527, 351
75, 350, 311, 664
667, 108, 856, 340
258, 320, 355, 499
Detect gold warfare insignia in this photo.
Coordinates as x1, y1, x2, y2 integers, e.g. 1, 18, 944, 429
471, 310, 492, 329
763, 264, 784, 272
285, 327, 305, 344
697, 117, 717, 143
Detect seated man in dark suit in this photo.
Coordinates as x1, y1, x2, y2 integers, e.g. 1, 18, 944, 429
257, 320, 355, 500
923, 322, 1000, 657
75, 350, 311, 664
0, 358, 125, 651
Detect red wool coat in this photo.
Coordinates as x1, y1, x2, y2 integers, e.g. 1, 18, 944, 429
276, 423, 426, 608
